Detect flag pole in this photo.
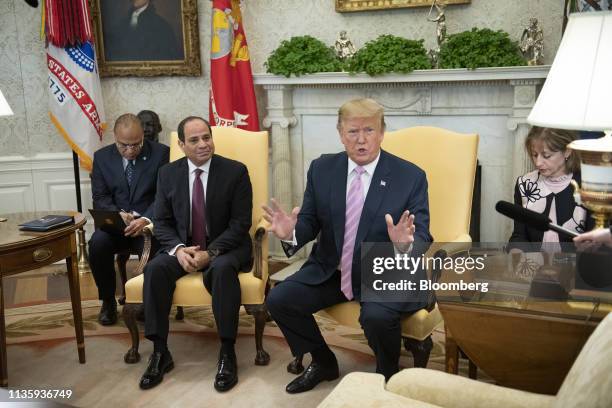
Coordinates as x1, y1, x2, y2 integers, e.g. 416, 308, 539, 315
72, 151, 82, 213
72, 150, 91, 274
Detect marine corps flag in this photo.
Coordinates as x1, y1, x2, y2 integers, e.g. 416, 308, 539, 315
210, 0, 259, 130
44, 0, 105, 171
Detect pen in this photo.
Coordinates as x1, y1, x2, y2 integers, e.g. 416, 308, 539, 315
120, 209, 141, 219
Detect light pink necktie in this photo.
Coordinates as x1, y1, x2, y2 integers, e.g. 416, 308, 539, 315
340, 166, 365, 300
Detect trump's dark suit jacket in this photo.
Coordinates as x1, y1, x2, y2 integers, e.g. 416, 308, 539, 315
91, 139, 169, 219
153, 155, 252, 271
284, 150, 433, 312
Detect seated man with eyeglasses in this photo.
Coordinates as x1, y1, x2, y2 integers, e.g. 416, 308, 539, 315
89, 113, 169, 325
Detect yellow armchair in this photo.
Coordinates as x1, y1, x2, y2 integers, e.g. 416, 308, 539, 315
287, 126, 479, 373
122, 126, 271, 366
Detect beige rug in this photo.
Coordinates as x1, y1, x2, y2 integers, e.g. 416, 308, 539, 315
4, 301, 467, 407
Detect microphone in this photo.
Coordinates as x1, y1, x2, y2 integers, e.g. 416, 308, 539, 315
495, 200, 578, 238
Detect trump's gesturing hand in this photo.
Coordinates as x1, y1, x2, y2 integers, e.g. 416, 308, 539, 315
262, 198, 300, 241
385, 211, 415, 253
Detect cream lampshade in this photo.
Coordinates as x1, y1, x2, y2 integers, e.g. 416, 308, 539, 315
528, 11, 612, 228
0, 89, 13, 117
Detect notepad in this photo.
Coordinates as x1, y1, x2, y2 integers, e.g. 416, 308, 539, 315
18, 215, 75, 232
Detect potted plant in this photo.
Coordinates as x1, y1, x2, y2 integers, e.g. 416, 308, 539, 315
346, 34, 432, 75
265, 35, 343, 77
438, 28, 526, 69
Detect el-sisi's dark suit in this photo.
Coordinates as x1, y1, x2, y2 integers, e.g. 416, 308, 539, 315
144, 155, 252, 342
89, 139, 169, 301
267, 150, 432, 378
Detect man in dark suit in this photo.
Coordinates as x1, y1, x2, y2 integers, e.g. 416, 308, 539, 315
264, 98, 432, 393
89, 113, 170, 325
105, 0, 183, 61
139, 116, 252, 392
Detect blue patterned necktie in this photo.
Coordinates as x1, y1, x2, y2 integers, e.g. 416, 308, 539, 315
125, 160, 136, 187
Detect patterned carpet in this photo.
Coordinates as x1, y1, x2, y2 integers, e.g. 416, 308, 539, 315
3, 301, 470, 407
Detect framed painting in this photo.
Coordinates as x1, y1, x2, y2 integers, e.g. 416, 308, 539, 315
90, 0, 201, 77
336, 0, 470, 12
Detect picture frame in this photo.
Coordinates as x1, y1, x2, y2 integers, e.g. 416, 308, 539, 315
335, 0, 470, 13
90, 0, 201, 77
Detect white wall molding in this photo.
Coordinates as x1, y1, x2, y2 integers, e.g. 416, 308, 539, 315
254, 66, 550, 86
0, 152, 92, 214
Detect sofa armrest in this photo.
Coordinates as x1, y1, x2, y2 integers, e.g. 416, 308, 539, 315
318, 372, 441, 408
386, 368, 554, 408
253, 217, 269, 279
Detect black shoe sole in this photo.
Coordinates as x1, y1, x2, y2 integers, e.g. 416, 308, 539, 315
98, 317, 118, 326
285, 370, 339, 394
139, 361, 175, 390
214, 375, 238, 392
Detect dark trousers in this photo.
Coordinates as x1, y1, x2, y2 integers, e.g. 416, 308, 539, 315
143, 252, 242, 343
266, 272, 403, 380
88, 229, 158, 301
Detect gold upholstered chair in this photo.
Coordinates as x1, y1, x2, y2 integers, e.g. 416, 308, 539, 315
287, 126, 479, 373
122, 126, 271, 366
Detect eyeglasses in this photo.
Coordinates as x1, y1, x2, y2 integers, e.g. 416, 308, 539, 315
116, 140, 143, 150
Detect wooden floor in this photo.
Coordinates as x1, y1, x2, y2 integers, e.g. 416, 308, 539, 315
3, 259, 289, 309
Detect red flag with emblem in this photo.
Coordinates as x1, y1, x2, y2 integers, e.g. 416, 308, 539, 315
209, 0, 259, 131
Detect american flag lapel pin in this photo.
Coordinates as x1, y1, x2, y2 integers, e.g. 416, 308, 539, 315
380, 180, 386, 187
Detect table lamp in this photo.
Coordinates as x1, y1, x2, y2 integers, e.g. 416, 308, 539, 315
528, 11, 612, 229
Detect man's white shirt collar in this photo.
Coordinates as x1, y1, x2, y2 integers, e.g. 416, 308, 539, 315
132, 3, 149, 17
131, 3, 149, 26
187, 158, 211, 175
347, 151, 380, 176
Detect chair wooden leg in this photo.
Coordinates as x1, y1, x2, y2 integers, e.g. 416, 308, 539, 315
445, 328, 459, 375
244, 304, 270, 366
175, 306, 184, 320
123, 303, 141, 364
116, 253, 129, 305
459, 348, 478, 379
287, 354, 304, 374
403, 335, 433, 368
468, 357, 478, 379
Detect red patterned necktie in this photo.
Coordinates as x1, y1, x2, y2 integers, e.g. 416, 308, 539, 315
191, 168, 207, 250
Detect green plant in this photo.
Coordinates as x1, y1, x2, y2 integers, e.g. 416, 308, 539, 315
346, 35, 431, 75
265, 35, 343, 77
438, 28, 526, 69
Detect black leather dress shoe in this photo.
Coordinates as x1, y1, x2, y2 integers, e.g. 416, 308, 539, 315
98, 300, 117, 326
214, 352, 238, 392
285, 361, 339, 394
139, 351, 174, 390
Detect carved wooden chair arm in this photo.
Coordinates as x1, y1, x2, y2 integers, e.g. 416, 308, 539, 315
253, 217, 270, 280
132, 223, 153, 277
424, 236, 472, 310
